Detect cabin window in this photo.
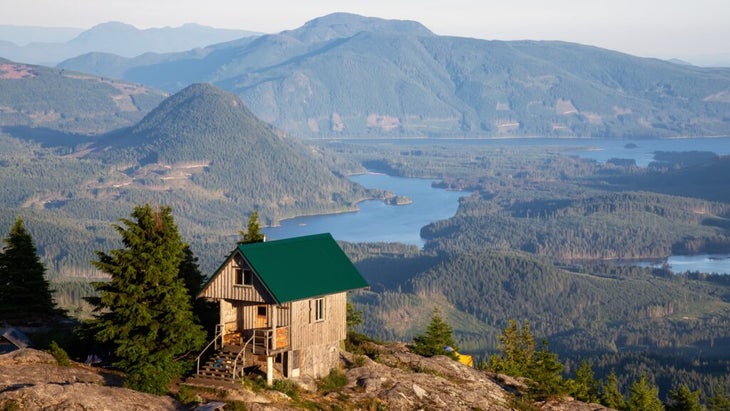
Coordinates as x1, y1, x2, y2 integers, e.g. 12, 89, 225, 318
234, 267, 253, 286
314, 297, 325, 322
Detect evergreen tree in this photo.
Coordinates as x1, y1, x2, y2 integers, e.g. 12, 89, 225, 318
88, 204, 206, 394
179, 244, 205, 303
488, 319, 536, 376
571, 360, 600, 403
667, 384, 705, 411
626, 375, 664, 411
708, 390, 730, 411
0, 217, 57, 322
179, 244, 218, 337
526, 339, 566, 400
346, 301, 363, 332
601, 370, 626, 410
411, 309, 458, 359
239, 211, 265, 244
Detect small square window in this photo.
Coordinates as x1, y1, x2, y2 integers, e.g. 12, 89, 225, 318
235, 267, 253, 286
314, 298, 325, 322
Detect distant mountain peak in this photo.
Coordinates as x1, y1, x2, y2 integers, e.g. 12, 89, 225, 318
283, 12, 434, 43
88, 21, 137, 30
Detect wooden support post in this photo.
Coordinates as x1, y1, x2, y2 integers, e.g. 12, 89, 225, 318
270, 305, 277, 350
266, 356, 274, 386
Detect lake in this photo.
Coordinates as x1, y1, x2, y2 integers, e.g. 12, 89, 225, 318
264, 137, 730, 273
263, 172, 468, 247
640, 254, 730, 275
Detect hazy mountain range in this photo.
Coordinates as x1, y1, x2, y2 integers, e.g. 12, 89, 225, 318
0, 22, 259, 65
49, 13, 730, 139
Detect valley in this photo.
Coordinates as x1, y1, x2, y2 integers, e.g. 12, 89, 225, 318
1, 12, 730, 401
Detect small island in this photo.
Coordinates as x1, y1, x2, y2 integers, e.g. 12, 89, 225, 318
384, 194, 413, 206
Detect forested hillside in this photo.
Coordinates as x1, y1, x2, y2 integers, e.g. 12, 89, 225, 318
0, 83, 371, 281
0, 59, 166, 133
58, 13, 730, 138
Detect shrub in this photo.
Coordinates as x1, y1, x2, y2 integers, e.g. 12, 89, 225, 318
318, 368, 348, 393
271, 379, 298, 398
48, 341, 71, 367
176, 385, 201, 405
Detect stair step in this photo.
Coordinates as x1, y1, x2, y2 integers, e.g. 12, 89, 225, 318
194, 346, 262, 385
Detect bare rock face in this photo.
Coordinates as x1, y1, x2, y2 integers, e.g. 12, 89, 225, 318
338, 342, 616, 411
0, 346, 615, 411
0, 349, 183, 411
341, 342, 513, 411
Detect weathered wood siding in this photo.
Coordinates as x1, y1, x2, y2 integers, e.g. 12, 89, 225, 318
289, 292, 347, 351
298, 341, 341, 378
200, 252, 274, 303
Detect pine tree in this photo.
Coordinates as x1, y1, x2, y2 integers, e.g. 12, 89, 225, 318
346, 301, 363, 332
239, 211, 265, 244
488, 319, 536, 376
626, 375, 664, 411
668, 384, 705, 411
571, 360, 600, 403
88, 204, 206, 394
0, 217, 57, 323
411, 309, 458, 359
526, 340, 566, 400
179, 244, 218, 337
708, 390, 730, 411
601, 370, 626, 410
179, 244, 205, 303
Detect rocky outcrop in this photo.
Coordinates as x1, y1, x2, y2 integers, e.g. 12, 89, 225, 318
0, 349, 183, 411
0, 345, 614, 411
341, 342, 512, 410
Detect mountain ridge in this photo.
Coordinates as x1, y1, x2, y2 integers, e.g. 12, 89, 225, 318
0, 22, 259, 65
57, 13, 730, 139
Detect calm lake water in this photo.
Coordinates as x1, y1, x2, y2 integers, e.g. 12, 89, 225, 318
664, 254, 730, 274
264, 137, 730, 273
263, 173, 467, 247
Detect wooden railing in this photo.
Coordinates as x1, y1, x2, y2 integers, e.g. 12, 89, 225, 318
231, 327, 289, 380
195, 324, 224, 375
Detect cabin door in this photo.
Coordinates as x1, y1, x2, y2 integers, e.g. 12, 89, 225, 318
255, 305, 268, 329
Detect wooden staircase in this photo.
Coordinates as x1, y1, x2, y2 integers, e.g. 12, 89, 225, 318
198, 346, 239, 380
189, 326, 285, 387
187, 345, 260, 386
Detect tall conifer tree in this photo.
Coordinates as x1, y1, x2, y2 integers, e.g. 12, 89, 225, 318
238, 211, 265, 244
626, 375, 665, 411
601, 370, 626, 410
411, 309, 459, 359
668, 384, 705, 411
0, 217, 57, 322
88, 204, 205, 394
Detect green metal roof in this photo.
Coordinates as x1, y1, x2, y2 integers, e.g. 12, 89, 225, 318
237, 233, 368, 304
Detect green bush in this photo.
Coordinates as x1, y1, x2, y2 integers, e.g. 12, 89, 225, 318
176, 385, 201, 405
271, 379, 298, 398
318, 368, 348, 393
48, 341, 71, 367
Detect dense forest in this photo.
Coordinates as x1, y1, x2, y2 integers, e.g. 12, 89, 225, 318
327, 141, 730, 400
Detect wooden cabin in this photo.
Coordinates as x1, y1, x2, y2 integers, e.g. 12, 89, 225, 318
197, 233, 368, 384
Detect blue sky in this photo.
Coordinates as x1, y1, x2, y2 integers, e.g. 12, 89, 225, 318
1, 0, 728, 62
